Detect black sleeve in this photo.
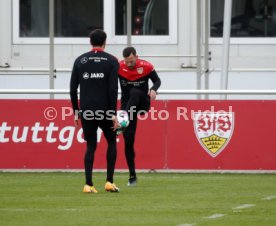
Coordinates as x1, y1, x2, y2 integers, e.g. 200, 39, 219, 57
108, 59, 119, 115
69, 60, 80, 112
149, 70, 161, 92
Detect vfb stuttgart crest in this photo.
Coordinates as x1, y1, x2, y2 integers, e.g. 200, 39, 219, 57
193, 111, 234, 157
137, 67, 144, 74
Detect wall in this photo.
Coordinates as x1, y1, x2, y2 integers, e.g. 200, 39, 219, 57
0, 0, 12, 67
1, 99, 275, 171
1, 0, 276, 101
1, 0, 276, 71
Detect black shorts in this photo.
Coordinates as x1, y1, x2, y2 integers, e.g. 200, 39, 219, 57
80, 117, 116, 142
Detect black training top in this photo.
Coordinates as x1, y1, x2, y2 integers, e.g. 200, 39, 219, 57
70, 48, 119, 115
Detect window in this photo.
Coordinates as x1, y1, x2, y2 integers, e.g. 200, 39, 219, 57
15, 0, 103, 44
106, 0, 177, 44
115, 0, 169, 36
210, 0, 276, 43
13, 0, 177, 44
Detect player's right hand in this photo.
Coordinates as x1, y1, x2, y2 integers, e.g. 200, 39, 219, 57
111, 115, 120, 131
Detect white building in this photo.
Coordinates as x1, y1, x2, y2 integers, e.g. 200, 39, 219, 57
1, 0, 276, 99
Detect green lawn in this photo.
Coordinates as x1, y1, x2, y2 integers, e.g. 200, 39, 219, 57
0, 172, 275, 226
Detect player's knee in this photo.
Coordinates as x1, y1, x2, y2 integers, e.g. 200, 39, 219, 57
129, 88, 144, 98
124, 137, 135, 147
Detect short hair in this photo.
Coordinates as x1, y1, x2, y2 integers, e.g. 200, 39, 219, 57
89, 29, 107, 46
123, 47, 137, 58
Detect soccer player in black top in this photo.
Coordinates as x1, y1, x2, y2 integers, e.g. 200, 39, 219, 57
118, 47, 161, 186
70, 29, 120, 193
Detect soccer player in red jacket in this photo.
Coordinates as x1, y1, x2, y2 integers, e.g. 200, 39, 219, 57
118, 47, 161, 186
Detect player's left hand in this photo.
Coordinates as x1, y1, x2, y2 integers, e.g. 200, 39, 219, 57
74, 119, 79, 128
148, 89, 157, 100
74, 113, 79, 127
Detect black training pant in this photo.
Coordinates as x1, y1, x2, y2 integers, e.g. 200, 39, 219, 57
81, 117, 117, 186
123, 88, 150, 178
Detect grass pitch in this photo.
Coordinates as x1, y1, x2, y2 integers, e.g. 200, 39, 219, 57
0, 172, 276, 226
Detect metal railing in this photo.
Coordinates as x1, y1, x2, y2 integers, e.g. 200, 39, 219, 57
1, 89, 276, 95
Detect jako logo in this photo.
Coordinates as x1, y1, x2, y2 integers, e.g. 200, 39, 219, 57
83, 72, 104, 79
91, 73, 104, 78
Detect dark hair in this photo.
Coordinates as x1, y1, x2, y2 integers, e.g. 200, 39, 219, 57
89, 29, 107, 46
123, 47, 137, 58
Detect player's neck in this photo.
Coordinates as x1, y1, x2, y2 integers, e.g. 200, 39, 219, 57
92, 46, 105, 52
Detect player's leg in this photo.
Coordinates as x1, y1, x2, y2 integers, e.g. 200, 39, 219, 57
100, 119, 117, 183
123, 115, 138, 183
81, 118, 98, 193
138, 92, 150, 113
100, 119, 119, 192
125, 88, 147, 112
123, 88, 149, 185
84, 136, 97, 186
